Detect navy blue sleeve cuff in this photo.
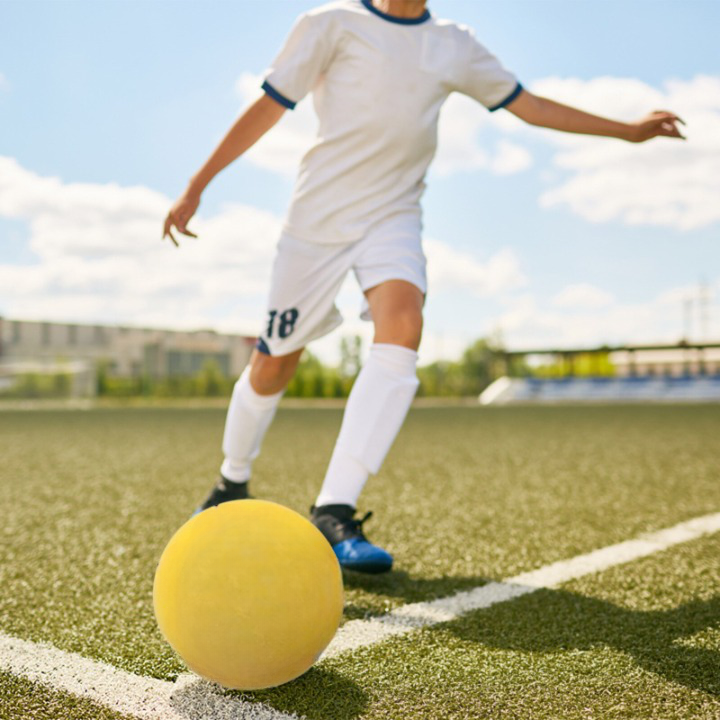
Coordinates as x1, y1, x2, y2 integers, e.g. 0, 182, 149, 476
261, 80, 297, 110
488, 82, 524, 112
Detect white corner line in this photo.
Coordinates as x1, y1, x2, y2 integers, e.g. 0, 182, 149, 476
0, 632, 298, 720
321, 511, 720, 660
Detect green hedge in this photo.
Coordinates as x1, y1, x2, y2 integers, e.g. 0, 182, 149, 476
0, 373, 72, 399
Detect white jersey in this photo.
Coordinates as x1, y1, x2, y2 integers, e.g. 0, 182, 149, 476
262, 0, 521, 245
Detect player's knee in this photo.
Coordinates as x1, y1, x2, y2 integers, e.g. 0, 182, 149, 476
249, 351, 299, 395
378, 306, 423, 349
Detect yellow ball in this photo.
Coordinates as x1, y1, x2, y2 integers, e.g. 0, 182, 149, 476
153, 499, 344, 690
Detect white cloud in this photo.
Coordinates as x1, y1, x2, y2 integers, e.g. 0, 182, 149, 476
552, 283, 614, 309
432, 93, 533, 177
532, 75, 720, 231
499, 279, 720, 350
0, 156, 281, 335
490, 140, 533, 176
418, 330, 471, 365
424, 240, 526, 297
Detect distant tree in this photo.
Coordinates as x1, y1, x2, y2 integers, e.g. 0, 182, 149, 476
458, 338, 498, 395
96, 360, 110, 395
52, 372, 71, 397
196, 359, 225, 396
416, 337, 506, 397
286, 350, 324, 397
14, 373, 40, 398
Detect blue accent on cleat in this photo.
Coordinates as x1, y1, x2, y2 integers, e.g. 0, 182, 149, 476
332, 537, 393, 574
311, 505, 393, 573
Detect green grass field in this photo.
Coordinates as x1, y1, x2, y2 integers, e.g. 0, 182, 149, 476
1, 404, 719, 719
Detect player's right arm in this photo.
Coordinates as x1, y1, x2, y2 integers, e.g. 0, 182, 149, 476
163, 94, 286, 246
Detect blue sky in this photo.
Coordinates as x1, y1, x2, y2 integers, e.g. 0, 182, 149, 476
1, 0, 719, 363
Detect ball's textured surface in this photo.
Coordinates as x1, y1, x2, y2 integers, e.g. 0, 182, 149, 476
153, 499, 344, 690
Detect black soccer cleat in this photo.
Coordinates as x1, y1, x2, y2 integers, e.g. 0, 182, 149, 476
194, 476, 251, 515
311, 504, 393, 574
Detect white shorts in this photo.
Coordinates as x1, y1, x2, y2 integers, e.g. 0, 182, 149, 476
256, 214, 427, 356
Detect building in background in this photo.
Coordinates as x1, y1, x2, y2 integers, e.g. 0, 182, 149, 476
0, 317, 256, 397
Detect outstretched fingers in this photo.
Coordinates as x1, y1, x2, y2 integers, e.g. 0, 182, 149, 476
163, 215, 180, 247
664, 123, 685, 139
653, 110, 686, 139
162, 212, 198, 247
659, 119, 685, 139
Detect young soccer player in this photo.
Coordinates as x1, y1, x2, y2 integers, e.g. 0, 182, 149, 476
163, 0, 684, 573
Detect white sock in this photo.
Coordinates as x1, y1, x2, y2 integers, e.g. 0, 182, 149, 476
315, 343, 419, 508
220, 367, 284, 483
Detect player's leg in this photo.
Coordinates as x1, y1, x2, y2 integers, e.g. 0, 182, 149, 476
195, 349, 303, 512
312, 219, 426, 572
224, 347, 304, 484
316, 279, 422, 505
195, 233, 350, 513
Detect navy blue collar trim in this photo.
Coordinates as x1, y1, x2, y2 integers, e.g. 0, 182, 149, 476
361, 0, 431, 25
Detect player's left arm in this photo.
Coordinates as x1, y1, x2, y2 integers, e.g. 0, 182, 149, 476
505, 89, 685, 143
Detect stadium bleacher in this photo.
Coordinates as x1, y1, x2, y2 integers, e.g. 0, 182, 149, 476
480, 375, 720, 405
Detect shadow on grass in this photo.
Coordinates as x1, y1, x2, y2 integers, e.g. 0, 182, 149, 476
342, 569, 492, 620
169, 665, 367, 720
446, 586, 720, 697
236, 665, 368, 720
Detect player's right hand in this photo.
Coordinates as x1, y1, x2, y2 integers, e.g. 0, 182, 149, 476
163, 191, 200, 247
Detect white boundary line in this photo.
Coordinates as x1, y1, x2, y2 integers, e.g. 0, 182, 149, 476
2, 512, 719, 719
321, 511, 720, 659
0, 633, 297, 720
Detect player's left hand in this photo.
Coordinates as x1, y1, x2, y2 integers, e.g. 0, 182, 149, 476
629, 111, 686, 143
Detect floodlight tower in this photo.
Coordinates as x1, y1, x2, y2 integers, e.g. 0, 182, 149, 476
698, 279, 711, 342
683, 296, 693, 342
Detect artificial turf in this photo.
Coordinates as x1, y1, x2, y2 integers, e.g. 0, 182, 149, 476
1, 404, 719, 718
297, 533, 720, 719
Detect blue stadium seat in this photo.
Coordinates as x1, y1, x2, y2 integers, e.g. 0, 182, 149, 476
480, 375, 720, 404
